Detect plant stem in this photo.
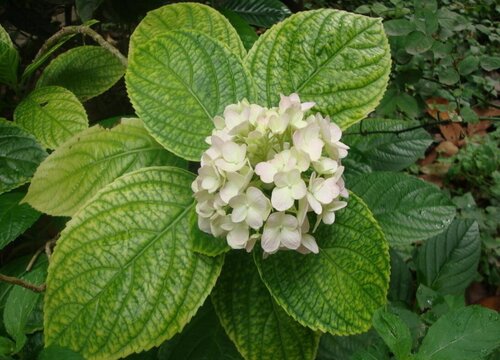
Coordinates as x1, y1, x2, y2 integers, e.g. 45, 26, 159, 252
34, 25, 128, 67
0, 274, 46, 293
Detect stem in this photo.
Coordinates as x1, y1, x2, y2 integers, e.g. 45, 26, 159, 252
0, 274, 46, 293
34, 25, 128, 67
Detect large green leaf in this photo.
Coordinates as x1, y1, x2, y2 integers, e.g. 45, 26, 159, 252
417, 306, 500, 360
0, 119, 47, 195
415, 219, 480, 295
317, 331, 378, 360
14, 86, 88, 149
221, 10, 259, 51
0, 192, 40, 250
44, 167, 224, 360
219, 0, 291, 28
246, 9, 391, 129
349, 172, 456, 248
23, 118, 185, 217
344, 119, 432, 171
38, 345, 84, 360
4, 257, 47, 351
37, 46, 125, 102
254, 193, 389, 335
129, 2, 245, 59
0, 25, 19, 88
372, 307, 413, 360
212, 252, 319, 360
158, 300, 243, 360
388, 249, 413, 305
126, 30, 254, 161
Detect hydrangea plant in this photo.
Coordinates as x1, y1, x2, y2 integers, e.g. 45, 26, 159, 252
20, 2, 395, 359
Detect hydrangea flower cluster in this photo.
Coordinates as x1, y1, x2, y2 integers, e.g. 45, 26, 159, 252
192, 94, 349, 255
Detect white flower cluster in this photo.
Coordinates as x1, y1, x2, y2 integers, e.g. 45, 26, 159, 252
192, 94, 349, 255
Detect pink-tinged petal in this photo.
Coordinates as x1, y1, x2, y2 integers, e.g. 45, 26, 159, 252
245, 235, 258, 252
307, 193, 322, 215
281, 213, 299, 229
246, 208, 264, 229
329, 123, 342, 143
291, 180, 307, 199
261, 227, 281, 253
227, 225, 249, 249
315, 179, 337, 204
308, 138, 324, 161
329, 200, 348, 211
255, 162, 276, 183
231, 206, 247, 223
279, 229, 301, 249
301, 101, 316, 111
301, 234, 319, 253
322, 211, 335, 225
271, 187, 294, 211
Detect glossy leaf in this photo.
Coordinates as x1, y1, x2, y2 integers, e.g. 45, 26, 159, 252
219, 0, 291, 28
254, 193, 390, 335
14, 86, 88, 149
0, 24, 19, 87
129, 2, 245, 58
37, 46, 125, 101
417, 306, 500, 360
158, 300, 242, 360
44, 167, 224, 359
0, 192, 40, 250
372, 307, 413, 360
349, 172, 456, 248
24, 118, 185, 217
416, 219, 480, 295
212, 252, 319, 360
246, 9, 391, 129
344, 119, 432, 171
126, 30, 254, 161
0, 119, 47, 195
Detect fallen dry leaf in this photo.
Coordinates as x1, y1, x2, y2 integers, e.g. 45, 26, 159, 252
467, 120, 492, 137
426, 97, 452, 120
439, 123, 466, 146
420, 162, 451, 176
436, 141, 459, 157
419, 174, 444, 187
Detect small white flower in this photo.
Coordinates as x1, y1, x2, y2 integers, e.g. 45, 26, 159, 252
298, 233, 319, 254
214, 141, 247, 172
255, 149, 309, 184
225, 221, 250, 249
271, 169, 307, 211
229, 187, 272, 229
219, 165, 253, 204
261, 212, 301, 253
293, 122, 324, 161
307, 173, 340, 215
268, 109, 288, 134
312, 157, 338, 175
320, 200, 348, 225
197, 165, 222, 193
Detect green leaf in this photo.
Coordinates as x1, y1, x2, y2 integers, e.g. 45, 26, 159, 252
480, 55, 500, 71
0, 336, 15, 356
383, 19, 415, 36
349, 172, 456, 248
388, 249, 413, 305
396, 93, 420, 118
0, 192, 40, 250
75, 0, 104, 21
219, 0, 291, 28
0, 25, 19, 88
36, 46, 125, 102
38, 345, 84, 360
191, 225, 230, 257
14, 86, 88, 149
372, 307, 413, 360
460, 106, 479, 123
221, 9, 258, 51
246, 9, 391, 130
4, 257, 47, 351
254, 193, 389, 335
438, 68, 459, 86
44, 167, 224, 359
126, 30, 254, 161
458, 56, 479, 76
417, 306, 500, 360
0, 119, 47, 195
129, 3, 245, 59
212, 252, 319, 360
416, 219, 480, 295
24, 118, 185, 217
158, 300, 242, 360
404, 31, 433, 55
317, 331, 378, 360
344, 119, 432, 171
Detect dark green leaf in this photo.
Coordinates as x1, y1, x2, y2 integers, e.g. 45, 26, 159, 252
416, 219, 481, 295
438, 68, 460, 85
384, 19, 415, 36
0, 25, 19, 88
460, 106, 479, 123
372, 307, 413, 360
396, 93, 420, 118
221, 9, 258, 51
317, 331, 378, 360
458, 56, 479, 76
405, 31, 433, 55
480, 55, 500, 71
219, 0, 291, 28
75, 0, 104, 21
38, 345, 84, 360
388, 249, 413, 305
0, 192, 40, 250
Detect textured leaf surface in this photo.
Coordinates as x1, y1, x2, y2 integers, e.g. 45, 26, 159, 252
212, 252, 319, 360
4, 257, 47, 351
129, 2, 245, 58
416, 219, 480, 295
344, 119, 432, 171
220, 0, 291, 28
317, 331, 378, 360
126, 30, 254, 161
14, 86, 88, 149
44, 167, 224, 360
417, 306, 500, 360
0, 24, 18, 87
349, 172, 456, 248
158, 300, 243, 360
24, 118, 185, 217
37, 46, 125, 101
191, 225, 230, 257
388, 249, 413, 305
0, 119, 47, 195
246, 9, 391, 129
255, 193, 389, 335
0, 192, 40, 250
372, 307, 413, 360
